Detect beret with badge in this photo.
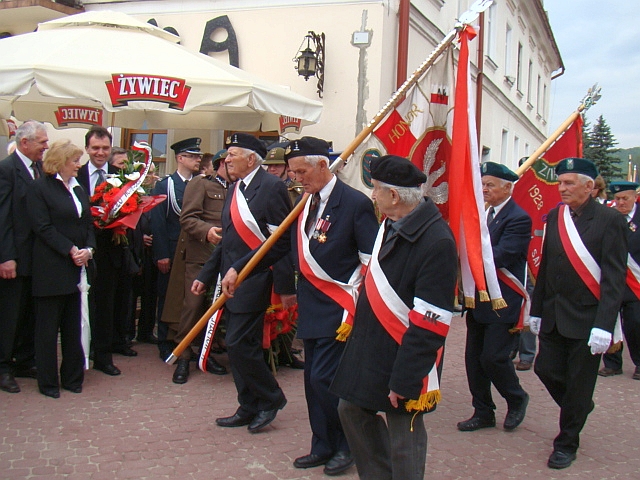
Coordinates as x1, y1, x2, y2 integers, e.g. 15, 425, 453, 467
211, 149, 227, 170
284, 136, 331, 161
555, 157, 598, 180
171, 137, 203, 156
264, 147, 286, 165
610, 181, 639, 194
225, 132, 267, 158
480, 161, 519, 182
370, 155, 427, 187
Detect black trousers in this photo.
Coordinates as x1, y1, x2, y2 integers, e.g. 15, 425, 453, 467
34, 293, 84, 392
90, 259, 119, 367
0, 275, 35, 374
603, 300, 640, 369
464, 311, 528, 417
303, 337, 349, 457
226, 309, 284, 415
535, 325, 600, 453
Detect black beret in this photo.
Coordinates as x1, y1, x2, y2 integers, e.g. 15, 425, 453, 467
284, 136, 331, 161
171, 137, 202, 155
225, 133, 267, 158
555, 157, 598, 180
370, 155, 427, 187
610, 181, 639, 194
480, 161, 519, 182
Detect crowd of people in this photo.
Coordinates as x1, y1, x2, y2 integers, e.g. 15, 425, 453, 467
2, 121, 639, 477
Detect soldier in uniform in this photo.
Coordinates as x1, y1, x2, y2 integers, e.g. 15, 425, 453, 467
151, 138, 202, 360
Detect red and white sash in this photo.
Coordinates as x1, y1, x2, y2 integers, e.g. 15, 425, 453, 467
230, 182, 265, 249
363, 223, 452, 411
496, 268, 530, 332
626, 254, 640, 300
297, 198, 366, 340
557, 204, 622, 343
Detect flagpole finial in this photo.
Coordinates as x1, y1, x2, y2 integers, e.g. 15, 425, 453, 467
580, 83, 602, 112
457, 0, 493, 26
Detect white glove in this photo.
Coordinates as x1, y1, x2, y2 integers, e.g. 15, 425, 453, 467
528, 316, 541, 335
587, 327, 612, 355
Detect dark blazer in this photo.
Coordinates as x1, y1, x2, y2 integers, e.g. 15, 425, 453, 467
151, 172, 188, 262
27, 175, 95, 297
623, 206, 640, 302
77, 162, 118, 198
0, 152, 40, 276
531, 197, 627, 339
197, 167, 293, 313
293, 178, 378, 339
471, 197, 532, 324
331, 199, 458, 412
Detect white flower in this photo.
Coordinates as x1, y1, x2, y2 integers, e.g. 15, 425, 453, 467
137, 187, 146, 194
125, 171, 141, 181
106, 177, 122, 187
133, 162, 145, 170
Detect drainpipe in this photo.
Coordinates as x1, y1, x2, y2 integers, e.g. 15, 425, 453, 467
475, 11, 485, 147
397, 0, 410, 88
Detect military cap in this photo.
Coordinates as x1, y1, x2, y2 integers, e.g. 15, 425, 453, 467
284, 136, 331, 161
225, 133, 267, 158
264, 147, 286, 165
370, 155, 427, 187
555, 157, 598, 180
211, 149, 227, 170
171, 137, 203, 155
480, 161, 519, 182
610, 181, 639, 194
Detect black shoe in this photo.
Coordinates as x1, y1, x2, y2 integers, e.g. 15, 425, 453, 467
39, 387, 60, 399
504, 393, 529, 431
93, 363, 121, 376
598, 367, 623, 377
457, 415, 496, 431
216, 412, 255, 428
247, 397, 287, 433
205, 357, 228, 375
323, 451, 355, 476
285, 357, 305, 369
293, 453, 333, 469
14, 366, 37, 379
62, 385, 83, 393
547, 450, 576, 469
0, 373, 20, 393
113, 346, 138, 357
172, 359, 190, 384
136, 335, 158, 345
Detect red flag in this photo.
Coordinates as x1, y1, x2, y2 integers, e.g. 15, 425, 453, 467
511, 116, 584, 278
448, 26, 504, 308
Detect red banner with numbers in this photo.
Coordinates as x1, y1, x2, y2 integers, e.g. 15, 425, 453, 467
512, 116, 584, 278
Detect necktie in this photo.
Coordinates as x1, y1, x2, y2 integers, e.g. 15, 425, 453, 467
31, 161, 41, 179
487, 206, 495, 225
95, 168, 106, 190
306, 192, 321, 235
239, 181, 246, 194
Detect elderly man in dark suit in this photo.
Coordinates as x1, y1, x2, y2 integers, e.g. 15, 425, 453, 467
530, 158, 627, 469
0, 120, 47, 393
286, 137, 378, 476
192, 133, 294, 434
599, 181, 640, 380
458, 162, 531, 433
152, 138, 203, 360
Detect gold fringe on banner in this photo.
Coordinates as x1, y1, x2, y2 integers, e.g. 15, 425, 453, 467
335, 322, 352, 342
405, 390, 441, 413
491, 297, 507, 309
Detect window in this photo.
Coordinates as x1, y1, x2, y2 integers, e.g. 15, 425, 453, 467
513, 136, 520, 168
516, 43, 523, 92
542, 84, 548, 120
123, 129, 167, 175
505, 25, 513, 75
486, 2, 497, 60
501, 129, 509, 165
536, 75, 542, 116
527, 60, 534, 104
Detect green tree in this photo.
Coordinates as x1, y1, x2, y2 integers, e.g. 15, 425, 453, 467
583, 115, 622, 183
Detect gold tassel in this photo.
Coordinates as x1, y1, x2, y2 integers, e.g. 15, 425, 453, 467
335, 323, 352, 342
405, 390, 441, 413
478, 290, 490, 302
491, 297, 507, 309
607, 341, 623, 354
508, 327, 523, 334
464, 296, 475, 308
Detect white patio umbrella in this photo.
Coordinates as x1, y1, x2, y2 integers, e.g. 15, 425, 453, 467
0, 11, 322, 132
77, 266, 91, 370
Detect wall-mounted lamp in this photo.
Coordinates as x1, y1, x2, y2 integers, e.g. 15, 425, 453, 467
293, 31, 325, 98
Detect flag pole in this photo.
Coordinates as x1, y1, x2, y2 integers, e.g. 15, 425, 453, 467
515, 83, 601, 177
166, 0, 494, 365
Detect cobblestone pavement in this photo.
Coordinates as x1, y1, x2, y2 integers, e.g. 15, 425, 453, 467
1, 316, 639, 479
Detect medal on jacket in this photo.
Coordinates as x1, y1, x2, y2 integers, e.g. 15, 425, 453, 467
313, 215, 331, 243
630, 221, 637, 232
